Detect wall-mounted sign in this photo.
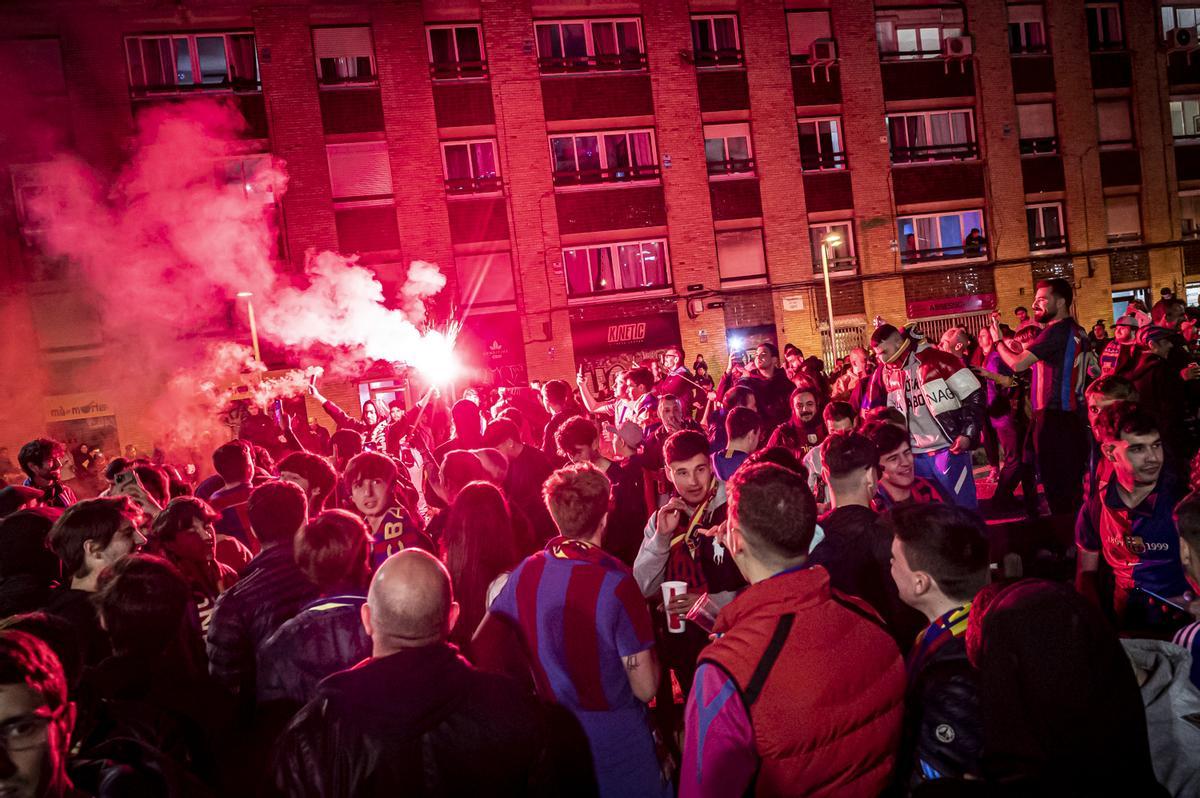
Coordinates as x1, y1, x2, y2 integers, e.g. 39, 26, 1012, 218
906, 293, 997, 319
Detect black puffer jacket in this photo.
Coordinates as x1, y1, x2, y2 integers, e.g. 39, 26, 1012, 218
268, 642, 594, 798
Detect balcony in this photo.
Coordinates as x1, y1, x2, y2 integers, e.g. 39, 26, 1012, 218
880, 59, 975, 102
1022, 157, 1065, 193
801, 151, 847, 171
792, 63, 842, 106
553, 164, 661, 188
429, 59, 488, 81
432, 81, 496, 127
891, 142, 978, 165
803, 171, 854, 212
1099, 149, 1141, 188
541, 72, 654, 121
697, 69, 750, 112
893, 161, 985, 204
1010, 53, 1055, 95
709, 179, 762, 221
901, 240, 989, 266
1168, 50, 1200, 88
318, 87, 384, 134
538, 53, 647, 75
447, 196, 509, 243
1090, 52, 1132, 90
1029, 235, 1067, 253
707, 158, 755, 177
555, 184, 667, 235
131, 92, 268, 139
445, 175, 502, 195
1019, 136, 1058, 155
694, 48, 743, 68
1176, 142, 1200, 182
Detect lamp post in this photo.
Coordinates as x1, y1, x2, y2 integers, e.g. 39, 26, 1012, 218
237, 292, 261, 363
819, 232, 843, 363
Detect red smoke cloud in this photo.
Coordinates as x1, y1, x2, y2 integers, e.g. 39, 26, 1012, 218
21, 99, 448, 457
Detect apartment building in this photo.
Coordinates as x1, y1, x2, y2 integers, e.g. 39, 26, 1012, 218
2, 0, 1197, 450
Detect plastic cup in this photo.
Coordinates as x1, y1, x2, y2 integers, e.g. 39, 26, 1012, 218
661, 580, 688, 633
684, 592, 719, 634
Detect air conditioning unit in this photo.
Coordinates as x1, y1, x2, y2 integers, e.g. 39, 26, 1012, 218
809, 38, 837, 63
1171, 26, 1196, 50
943, 35, 973, 57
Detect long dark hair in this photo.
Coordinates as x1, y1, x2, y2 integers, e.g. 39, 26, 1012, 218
440, 482, 520, 652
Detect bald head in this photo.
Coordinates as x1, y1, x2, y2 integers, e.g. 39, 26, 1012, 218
363, 550, 459, 656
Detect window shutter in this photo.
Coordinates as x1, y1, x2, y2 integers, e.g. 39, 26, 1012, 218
327, 142, 393, 199
313, 27, 373, 60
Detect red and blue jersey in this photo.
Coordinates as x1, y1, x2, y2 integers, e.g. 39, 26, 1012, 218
1076, 472, 1190, 600
492, 537, 655, 712
1027, 318, 1089, 412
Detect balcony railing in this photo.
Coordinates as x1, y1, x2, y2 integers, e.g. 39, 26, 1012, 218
891, 142, 979, 164
429, 60, 489, 80
445, 175, 502, 195
901, 239, 989, 264
1009, 42, 1049, 55
879, 47, 945, 61
1030, 235, 1066, 251
801, 151, 847, 171
1106, 232, 1141, 246
538, 52, 648, 74
552, 164, 661, 187
130, 77, 261, 97
707, 157, 755, 176
813, 256, 858, 273
1019, 136, 1058, 155
318, 74, 379, 87
694, 48, 744, 68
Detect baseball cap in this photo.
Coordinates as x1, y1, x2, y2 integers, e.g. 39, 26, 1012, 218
604, 420, 644, 450
1114, 313, 1139, 329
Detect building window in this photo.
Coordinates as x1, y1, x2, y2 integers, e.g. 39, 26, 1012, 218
876, 7, 964, 59
1097, 99, 1134, 149
787, 11, 834, 64
217, 155, 277, 205
125, 32, 258, 93
441, 139, 500, 195
1086, 3, 1124, 50
1008, 5, 1048, 53
809, 222, 857, 273
690, 14, 742, 67
797, 118, 846, 171
704, 123, 754, 176
427, 24, 486, 79
327, 142, 393, 200
716, 229, 767, 284
563, 239, 670, 298
1104, 195, 1141, 244
1182, 193, 1200, 237
897, 210, 986, 263
1170, 98, 1200, 141
1026, 203, 1065, 251
550, 129, 658, 186
1017, 103, 1058, 154
313, 27, 376, 85
887, 110, 977, 163
535, 18, 645, 74
1163, 6, 1200, 39
457, 251, 515, 307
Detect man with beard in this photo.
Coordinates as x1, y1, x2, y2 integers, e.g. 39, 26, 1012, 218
766, 387, 827, 459
1100, 313, 1140, 376
655, 347, 698, 414
1076, 403, 1191, 631
717, 343, 795, 428
830, 347, 874, 407
993, 279, 1091, 523
17, 439, 75, 509
870, 323, 984, 509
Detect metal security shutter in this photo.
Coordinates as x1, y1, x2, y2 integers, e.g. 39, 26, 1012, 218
313, 26, 373, 60
327, 142, 393, 200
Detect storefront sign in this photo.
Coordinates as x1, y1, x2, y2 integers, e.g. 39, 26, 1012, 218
906, 293, 996, 319
570, 312, 681, 357
45, 393, 112, 422
458, 312, 528, 387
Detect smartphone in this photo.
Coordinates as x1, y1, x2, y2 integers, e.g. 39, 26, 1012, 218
273, 398, 285, 427
1134, 586, 1190, 615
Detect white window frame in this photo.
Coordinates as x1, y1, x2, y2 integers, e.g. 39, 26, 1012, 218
1026, 202, 1066, 252
563, 238, 671, 298
1086, 3, 1124, 50
887, 109, 978, 164
703, 123, 754, 178
1182, 191, 1200, 238
124, 32, 258, 93
426, 24, 487, 79
809, 221, 857, 272
1104, 195, 1141, 244
1163, 6, 1200, 39
786, 10, 833, 63
1017, 102, 1058, 154
896, 209, 987, 265
1170, 97, 1200, 141
797, 117, 846, 171
534, 18, 646, 73
875, 8, 964, 59
690, 14, 742, 68
440, 139, 501, 195
313, 27, 377, 86
1007, 4, 1047, 53
549, 128, 659, 187
715, 228, 768, 284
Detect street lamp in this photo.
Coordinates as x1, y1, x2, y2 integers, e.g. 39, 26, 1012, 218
819, 231, 843, 363
237, 291, 262, 363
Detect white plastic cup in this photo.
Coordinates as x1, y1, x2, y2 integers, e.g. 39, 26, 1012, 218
661, 580, 688, 633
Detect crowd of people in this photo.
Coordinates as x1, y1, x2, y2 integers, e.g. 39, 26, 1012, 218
2, 276, 1200, 796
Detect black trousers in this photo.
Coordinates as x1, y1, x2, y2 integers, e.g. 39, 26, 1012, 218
1031, 409, 1090, 516
992, 414, 1038, 515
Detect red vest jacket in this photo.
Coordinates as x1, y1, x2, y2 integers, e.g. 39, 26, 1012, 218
701, 566, 905, 797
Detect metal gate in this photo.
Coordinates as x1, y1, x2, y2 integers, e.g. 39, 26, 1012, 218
908, 311, 992, 343
820, 324, 867, 365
